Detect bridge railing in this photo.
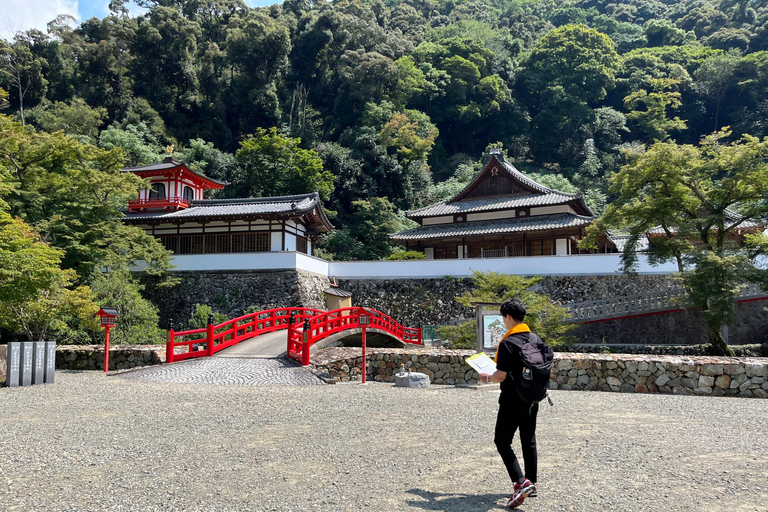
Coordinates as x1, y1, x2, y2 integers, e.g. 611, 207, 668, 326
565, 283, 768, 324
167, 307, 324, 363
286, 307, 423, 366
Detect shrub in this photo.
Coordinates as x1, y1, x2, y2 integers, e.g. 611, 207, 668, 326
386, 251, 427, 260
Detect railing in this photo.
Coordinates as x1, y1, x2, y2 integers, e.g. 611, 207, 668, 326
128, 197, 190, 211
166, 307, 324, 363
480, 247, 508, 258
286, 308, 423, 366
566, 283, 768, 323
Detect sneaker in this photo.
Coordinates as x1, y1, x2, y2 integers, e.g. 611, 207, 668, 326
507, 479, 536, 509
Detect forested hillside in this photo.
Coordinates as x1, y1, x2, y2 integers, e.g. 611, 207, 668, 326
3, 0, 768, 260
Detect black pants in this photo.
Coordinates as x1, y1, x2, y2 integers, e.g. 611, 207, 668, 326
494, 394, 538, 485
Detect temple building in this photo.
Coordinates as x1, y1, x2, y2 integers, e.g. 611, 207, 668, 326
122, 157, 333, 255
391, 151, 616, 259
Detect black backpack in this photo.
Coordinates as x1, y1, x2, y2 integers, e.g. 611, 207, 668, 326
508, 332, 554, 406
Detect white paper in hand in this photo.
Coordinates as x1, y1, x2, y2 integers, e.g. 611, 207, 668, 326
465, 352, 496, 374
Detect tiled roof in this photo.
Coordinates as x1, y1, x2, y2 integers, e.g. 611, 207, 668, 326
122, 157, 228, 186
124, 193, 322, 220
646, 209, 764, 234
407, 192, 581, 218
390, 213, 593, 240
610, 235, 650, 252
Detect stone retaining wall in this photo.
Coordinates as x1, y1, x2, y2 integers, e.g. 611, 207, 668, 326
56, 345, 165, 371
144, 270, 330, 326
551, 353, 768, 398
310, 348, 768, 398
310, 347, 480, 385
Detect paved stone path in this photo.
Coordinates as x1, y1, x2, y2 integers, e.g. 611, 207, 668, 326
117, 356, 326, 386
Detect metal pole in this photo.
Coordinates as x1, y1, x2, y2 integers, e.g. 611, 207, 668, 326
104, 326, 111, 373
362, 326, 367, 384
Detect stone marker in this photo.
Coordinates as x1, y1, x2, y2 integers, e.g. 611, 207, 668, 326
32, 342, 46, 385
44, 342, 55, 384
5, 342, 20, 387
395, 371, 431, 388
20, 342, 33, 387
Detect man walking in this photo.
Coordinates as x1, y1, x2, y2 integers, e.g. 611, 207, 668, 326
480, 298, 540, 509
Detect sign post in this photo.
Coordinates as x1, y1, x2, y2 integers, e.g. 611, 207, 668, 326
5, 342, 20, 387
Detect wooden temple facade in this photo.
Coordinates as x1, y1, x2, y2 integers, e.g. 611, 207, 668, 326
123, 157, 333, 256
391, 150, 616, 259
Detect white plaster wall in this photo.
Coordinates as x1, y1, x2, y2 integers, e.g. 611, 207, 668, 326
556, 239, 568, 255
422, 216, 454, 225
271, 231, 283, 252
530, 205, 575, 216
285, 233, 297, 251
133, 253, 680, 278
466, 210, 516, 222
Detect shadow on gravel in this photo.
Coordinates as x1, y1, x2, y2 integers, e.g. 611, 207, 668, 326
406, 488, 525, 511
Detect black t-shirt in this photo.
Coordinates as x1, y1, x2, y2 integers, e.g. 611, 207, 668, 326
496, 332, 527, 402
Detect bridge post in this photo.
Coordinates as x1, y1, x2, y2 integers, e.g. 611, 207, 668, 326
302, 319, 311, 366
206, 314, 215, 357
166, 318, 174, 364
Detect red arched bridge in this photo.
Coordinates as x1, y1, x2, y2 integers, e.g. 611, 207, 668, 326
166, 307, 422, 365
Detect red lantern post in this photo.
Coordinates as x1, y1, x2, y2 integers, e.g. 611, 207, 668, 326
358, 310, 369, 384
95, 307, 119, 373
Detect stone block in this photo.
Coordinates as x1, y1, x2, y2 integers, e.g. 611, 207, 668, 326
606, 376, 621, 387
714, 375, 731, 389
698, 375, 715, 388
655, 374, 671, 387
745, 364, 768, 378
723, 364, 745, 376
620, 383, 635, 393
682, 378, 697, 389
700, 364, 723, 376
635, 384, 648, 393
693, 386, 712, 395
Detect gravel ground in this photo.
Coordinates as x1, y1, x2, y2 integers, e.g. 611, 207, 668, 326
1, 370, 767, 512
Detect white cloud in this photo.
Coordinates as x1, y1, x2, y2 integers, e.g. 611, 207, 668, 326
0, 0, 79, 40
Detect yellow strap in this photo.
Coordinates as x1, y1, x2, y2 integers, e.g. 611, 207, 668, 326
494, 323, 530, 362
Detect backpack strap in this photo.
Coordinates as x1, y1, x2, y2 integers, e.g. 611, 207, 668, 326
506, 331, 531, 350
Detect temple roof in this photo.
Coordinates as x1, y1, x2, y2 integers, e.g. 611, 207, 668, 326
390, 213, 593, 240
123, 156, 228, 188
407, 192, 582, 218
406, 152, 592, 220
124, 192, 333, 232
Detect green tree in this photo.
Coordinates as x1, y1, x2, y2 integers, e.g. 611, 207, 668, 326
524, 25, 620, 164
694, 49, 740, 131
0, 36, 48, 125
0, 114, 174, 283
583, 130, 768, 355
318, 197, 402, 260
235, 127, 333, 200
0, 211, 99, 341
26, 97, 107, 141
624, 78, 687, 141
98, 123, 164, 166
89, 268, 166, 344
438, 270, 574, 350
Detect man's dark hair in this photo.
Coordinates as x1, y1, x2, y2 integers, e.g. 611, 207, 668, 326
500, 298, 526, 322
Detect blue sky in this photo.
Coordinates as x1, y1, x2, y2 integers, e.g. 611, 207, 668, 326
0, 0, 281, 40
